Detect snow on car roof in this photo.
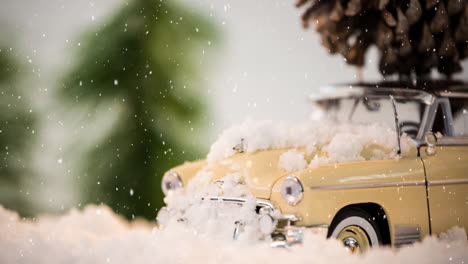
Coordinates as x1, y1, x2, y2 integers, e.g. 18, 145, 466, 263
207, 118, 412, 163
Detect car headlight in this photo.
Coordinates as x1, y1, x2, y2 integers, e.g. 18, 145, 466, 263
281, 176, 304, 205
161, 171, 183, 195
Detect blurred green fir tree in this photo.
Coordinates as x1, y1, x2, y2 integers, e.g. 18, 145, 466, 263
0, 47, 37, 216
61, 0, 217, 219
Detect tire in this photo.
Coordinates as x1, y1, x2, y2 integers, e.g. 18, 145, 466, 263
328, 207, 382, 252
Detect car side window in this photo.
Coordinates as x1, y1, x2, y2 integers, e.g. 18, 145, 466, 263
431, 103, 449, 136
451, 98, 468, 137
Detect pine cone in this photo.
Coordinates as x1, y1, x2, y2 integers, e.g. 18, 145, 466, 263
297, 0, 468, 79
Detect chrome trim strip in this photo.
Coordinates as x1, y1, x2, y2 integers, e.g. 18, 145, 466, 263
389, 95, 402, 155
394, 225, 421, 247
310, 181, 425, 191
418, 137, 468, 147
310, 86, 435, 105
257, 199, 276, 211
438, 91, 468, 98
276, 214, 301, 222
428, 179, 468, 186
436, 136, 468, 146
306, 224, 329, 229
203, 197, 276, 211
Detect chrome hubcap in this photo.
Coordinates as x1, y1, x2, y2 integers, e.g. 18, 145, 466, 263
336, 225, 371, 253
342, 237, 360, 253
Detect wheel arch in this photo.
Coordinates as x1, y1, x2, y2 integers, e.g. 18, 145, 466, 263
328, 202, 392, 245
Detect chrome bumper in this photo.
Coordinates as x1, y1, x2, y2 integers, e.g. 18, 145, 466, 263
270, 225, 328, 248
266, 215, 329, 248
202, 197, 329, 248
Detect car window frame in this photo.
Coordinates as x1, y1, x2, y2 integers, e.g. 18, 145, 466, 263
419, 97, 468, 146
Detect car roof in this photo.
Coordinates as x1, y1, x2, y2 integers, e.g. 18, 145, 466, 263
310, 80, 468, 105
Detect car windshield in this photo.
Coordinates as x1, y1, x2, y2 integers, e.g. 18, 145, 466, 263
312, 97, 424, 138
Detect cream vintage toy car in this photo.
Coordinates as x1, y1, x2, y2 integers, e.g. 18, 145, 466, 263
158, 81, 468, 252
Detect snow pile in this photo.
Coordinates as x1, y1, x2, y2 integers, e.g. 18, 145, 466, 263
207, 118, 413, 168
1, 168, 467, 263
161, 169, 261, 241
0, 202, 467, 263
0, 166, 467, 263
278, 149, 308, 172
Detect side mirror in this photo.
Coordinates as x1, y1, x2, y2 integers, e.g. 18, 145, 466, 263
424, 132, 442, 156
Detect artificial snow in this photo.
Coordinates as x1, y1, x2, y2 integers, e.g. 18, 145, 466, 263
0, 203, 467, 263
161, 169, 261, 241
208, 118, 412, 168
1, 169, 467, 263
278, 149, 307, 172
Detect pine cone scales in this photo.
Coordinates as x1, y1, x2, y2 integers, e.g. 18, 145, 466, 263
297, 0, 468, 78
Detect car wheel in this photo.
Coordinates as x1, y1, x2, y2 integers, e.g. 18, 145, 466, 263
328, 207, 382, 253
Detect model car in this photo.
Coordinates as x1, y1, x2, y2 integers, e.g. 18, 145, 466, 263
158, 81, 468, 252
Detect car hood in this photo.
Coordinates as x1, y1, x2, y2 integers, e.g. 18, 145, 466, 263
170, 143, 406, 199
171, 149, 295, 199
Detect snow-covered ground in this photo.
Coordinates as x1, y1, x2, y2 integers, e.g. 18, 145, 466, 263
2, 167, 467, 264
1, 203, 467, 264
1, 119, 467, 263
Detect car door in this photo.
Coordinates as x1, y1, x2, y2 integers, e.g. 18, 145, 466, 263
420, 97, 468, 235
